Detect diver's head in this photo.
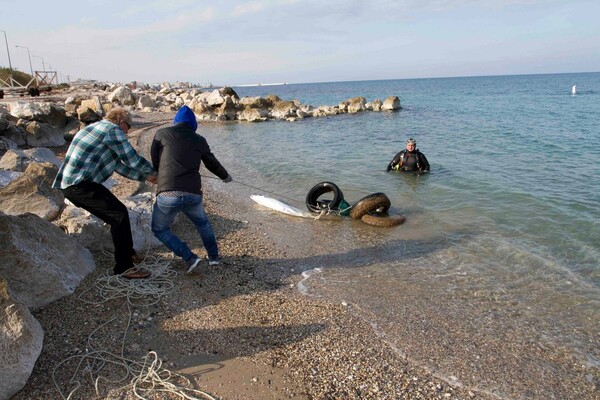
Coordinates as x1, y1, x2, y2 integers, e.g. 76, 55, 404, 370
406, 137, 416, 151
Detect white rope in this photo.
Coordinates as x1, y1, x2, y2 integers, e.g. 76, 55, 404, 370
52, 256, 216, 400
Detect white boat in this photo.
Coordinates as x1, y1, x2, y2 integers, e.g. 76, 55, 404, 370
572, 84, 577, 95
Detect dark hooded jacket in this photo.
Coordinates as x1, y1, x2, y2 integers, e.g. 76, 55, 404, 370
151, 105, 228, 194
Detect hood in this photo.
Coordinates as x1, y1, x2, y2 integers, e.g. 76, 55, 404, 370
173, 105, 198, 131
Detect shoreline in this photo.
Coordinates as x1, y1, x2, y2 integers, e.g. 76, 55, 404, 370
11, 112, 483, 399
7, 100, 598, 399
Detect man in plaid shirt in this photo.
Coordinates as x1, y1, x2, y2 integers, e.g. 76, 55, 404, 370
53, 108, 157, 279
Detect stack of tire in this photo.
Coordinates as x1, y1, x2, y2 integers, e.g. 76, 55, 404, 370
305, 182, 405, 227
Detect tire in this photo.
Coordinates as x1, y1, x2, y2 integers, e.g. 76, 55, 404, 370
306, 182, 344, 213
360, 212, 406, 227
349, 192, 391, 219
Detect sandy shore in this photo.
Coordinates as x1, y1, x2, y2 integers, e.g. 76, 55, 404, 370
7, 110, 491, 400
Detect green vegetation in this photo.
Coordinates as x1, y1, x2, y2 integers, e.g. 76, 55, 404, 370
0, 67, 33, 86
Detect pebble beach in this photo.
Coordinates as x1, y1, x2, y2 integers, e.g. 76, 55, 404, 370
3, 106, 489, 400
5, 91, 599, 400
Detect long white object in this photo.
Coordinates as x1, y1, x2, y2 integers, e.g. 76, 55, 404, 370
250, 195, 313, 218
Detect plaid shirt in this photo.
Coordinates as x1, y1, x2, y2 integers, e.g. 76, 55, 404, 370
53, 120, 155, 189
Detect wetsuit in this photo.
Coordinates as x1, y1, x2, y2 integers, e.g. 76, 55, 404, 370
386, 149, 430, 172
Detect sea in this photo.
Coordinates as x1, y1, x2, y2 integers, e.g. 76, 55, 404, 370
200, 72, 600, 398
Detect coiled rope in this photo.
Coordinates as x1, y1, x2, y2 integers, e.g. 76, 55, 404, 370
52, 255, 216, 400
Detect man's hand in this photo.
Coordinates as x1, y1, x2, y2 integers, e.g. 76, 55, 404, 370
146, 175, 158, 184
222, 174, 233, 183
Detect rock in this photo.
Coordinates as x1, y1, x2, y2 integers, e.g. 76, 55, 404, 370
372, 99, 383, 112
137, 94, 157, 109
239, 107, 269, 122
0, 170, 21, 188
0, 148, 61, 172
56, 192, 160, 253
0, 136, 18, 151
382, 96, 401, 111
0, 212, 96, 308
23, 121, 66, 147
346, 97, 367, 114
0, 124, 26, 146
7, 102, 67, 128
206, 90, 226, 107
107, 86, 135, 106
271, 100, 299, 119
0, 277, 44, 400
0, 162, 64, 221
219, 86, 240, 100
216, 97, 239, 120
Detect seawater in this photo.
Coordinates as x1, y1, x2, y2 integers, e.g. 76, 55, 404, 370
201, 73, 600, 395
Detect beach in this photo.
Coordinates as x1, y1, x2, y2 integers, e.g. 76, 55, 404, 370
3, 108, 491, 400
5, 74, 600, 400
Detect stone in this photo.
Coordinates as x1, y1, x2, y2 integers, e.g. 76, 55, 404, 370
0, 277, 44, 400
0, 162, 64, 221
382, 96, 401, 111
0, 212, 96, 308
24, 121, 66, 148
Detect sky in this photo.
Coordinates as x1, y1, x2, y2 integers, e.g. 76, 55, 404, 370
1, 0, 598, 86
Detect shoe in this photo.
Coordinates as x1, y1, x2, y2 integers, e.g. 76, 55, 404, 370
120, 267, 150, 279
132, 253, 144, 264
186, 256, 201, 273
208, 258, 220, 266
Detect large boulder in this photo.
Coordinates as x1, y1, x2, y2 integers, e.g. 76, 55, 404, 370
0, 148, 61, 172
107, 86, 135, 106
382, 96, 401, 111
137, 94, 157, 109
0, 121, 26, 146
238, 107, 269, 122
0, 212, 96, 308
0, 162, 64, 221
216, 97, 239, 120
270, 100, 299, 119
346, 96, 367, 114
206, 89, 226, 107
8, 102, 67, 128
56, 192, 160, 253
23, 121, 66, 148
0, 277, 44, 400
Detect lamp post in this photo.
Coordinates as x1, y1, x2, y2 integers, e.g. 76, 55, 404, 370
0, 30, 13, 71
33, 55, 45, 71
15, 45, 33, 76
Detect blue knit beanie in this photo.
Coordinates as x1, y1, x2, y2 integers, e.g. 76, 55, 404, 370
173, 105, 198, 131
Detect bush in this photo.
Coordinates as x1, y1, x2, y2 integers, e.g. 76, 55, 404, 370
0, 67, 33, 86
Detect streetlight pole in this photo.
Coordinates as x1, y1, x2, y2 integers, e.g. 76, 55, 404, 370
15, 45, 33, 76
0, 30, 13, 71
33, 55, 45, 71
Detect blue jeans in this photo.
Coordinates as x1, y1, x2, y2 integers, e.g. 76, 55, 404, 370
151, 193, 219, 262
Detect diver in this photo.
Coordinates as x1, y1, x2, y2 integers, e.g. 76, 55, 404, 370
386, 137, 430, 173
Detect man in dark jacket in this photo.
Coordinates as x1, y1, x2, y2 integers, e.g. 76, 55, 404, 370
151, 105, 232, 273
386, 137, 430, 173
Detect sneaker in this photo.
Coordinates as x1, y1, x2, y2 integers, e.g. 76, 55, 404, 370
185, 256, 201, 273
208, 258, 220, 266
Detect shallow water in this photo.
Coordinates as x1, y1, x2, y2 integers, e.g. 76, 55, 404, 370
202, 73, 600, 397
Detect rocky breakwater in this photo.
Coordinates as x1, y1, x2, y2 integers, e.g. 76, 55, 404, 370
85, 82, 401, 122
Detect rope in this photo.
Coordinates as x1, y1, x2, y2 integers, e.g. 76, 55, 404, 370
52, 256, 217, 400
